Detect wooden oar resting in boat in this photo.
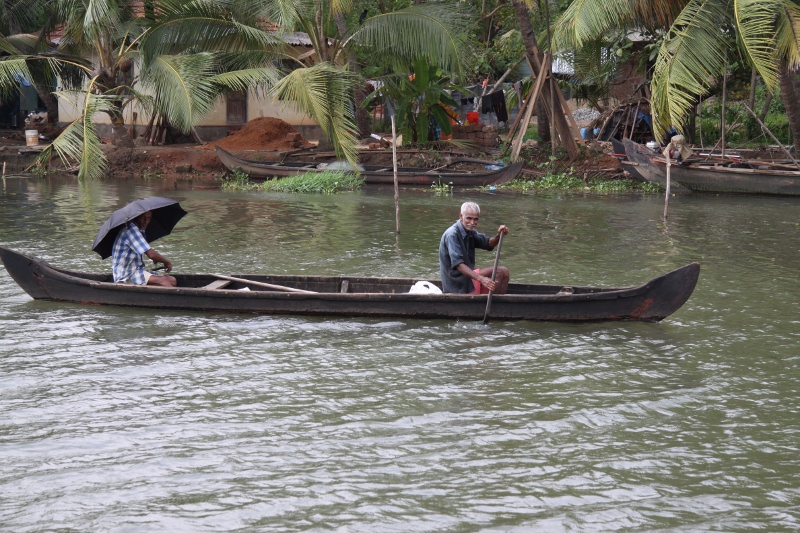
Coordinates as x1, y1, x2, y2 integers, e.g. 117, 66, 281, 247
0, 247, 699, 322
215, 147, 524, 186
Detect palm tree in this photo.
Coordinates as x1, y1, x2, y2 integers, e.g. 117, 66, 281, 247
0, 0, 470, 178
553, 0, 800, 146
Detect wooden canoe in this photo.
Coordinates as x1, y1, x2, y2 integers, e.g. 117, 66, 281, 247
0, 247, 699, 322
215, 147, 523, 186
624, 138, 800, 195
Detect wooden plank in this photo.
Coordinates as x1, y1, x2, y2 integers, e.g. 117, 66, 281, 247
511, 56, 550, 162
340, 280, 350, 293
212, 274, 317, 294
203, 279, 231, 290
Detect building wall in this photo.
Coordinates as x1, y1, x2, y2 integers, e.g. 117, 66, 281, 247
57, 58, 322, 141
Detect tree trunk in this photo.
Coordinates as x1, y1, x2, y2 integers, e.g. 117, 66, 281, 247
779, 60, 800, 151
536, 100, 551, 142
511, 0, 578, 157
33, 81, 59, 121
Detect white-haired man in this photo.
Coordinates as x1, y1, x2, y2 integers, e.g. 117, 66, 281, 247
439, 201, 509, 294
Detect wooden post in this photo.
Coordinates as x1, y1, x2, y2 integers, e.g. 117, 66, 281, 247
511, 57, 550, 161
742, 102, 800, 170
391, 115, 400, 234
664, 151, 671, 219
721, 67, 728, 158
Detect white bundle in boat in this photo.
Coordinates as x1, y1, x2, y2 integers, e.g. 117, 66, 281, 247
409, 281, 442, 294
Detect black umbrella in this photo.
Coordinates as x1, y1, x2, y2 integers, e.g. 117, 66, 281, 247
92, 197, 187, 259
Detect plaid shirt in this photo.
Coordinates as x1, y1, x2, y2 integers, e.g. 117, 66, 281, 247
111, 222, 151, 284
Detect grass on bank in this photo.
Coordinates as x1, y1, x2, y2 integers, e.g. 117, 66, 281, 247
222, 168, 364, 193
489, 171, 662, 193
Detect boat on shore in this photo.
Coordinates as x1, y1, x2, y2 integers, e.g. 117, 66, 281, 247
215, 147, 523, 186
0, 247, 699, 322
623, 138, 800, 195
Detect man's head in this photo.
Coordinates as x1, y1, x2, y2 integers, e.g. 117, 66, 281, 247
459, 201, 480, 231
134, 210, 152, 230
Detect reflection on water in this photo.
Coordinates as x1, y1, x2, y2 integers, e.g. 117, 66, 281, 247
1, 176, 799, 531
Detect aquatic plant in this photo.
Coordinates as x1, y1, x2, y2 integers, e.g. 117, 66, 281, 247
260, 171, 363, 194
430, 179, 454, 195
221, 169, 258, 191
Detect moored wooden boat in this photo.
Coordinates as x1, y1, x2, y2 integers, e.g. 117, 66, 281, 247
624, 138, 800, 195
215, 147, 523, 186
1, 247, 699, 322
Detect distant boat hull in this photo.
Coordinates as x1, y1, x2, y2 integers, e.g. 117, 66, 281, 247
0, 247, 699, 323
215, 147, 523, 186
624, 138, 800, 195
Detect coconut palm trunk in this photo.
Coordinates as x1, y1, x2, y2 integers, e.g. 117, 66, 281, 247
779, 60, 800, 151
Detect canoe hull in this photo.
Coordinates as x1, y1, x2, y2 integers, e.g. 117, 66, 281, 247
215, 147, 523, 186
624, 139, 800, 195
1, 247, 699, 322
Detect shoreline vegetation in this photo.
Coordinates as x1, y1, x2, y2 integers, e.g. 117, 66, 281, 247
220, 168, 661, 194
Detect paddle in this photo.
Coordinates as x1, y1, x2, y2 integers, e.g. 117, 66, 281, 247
482, 231, 505, 325
211, 274, 317, 294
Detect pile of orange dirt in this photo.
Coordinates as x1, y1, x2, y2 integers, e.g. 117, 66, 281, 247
201, 117, 313, 151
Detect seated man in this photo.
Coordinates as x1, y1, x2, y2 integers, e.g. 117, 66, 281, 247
111, 210, 177, 287
439, 201, 509, 294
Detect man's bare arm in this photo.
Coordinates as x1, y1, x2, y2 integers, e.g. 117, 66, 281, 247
488, 225, 509, 248
145, 249, 173, 272
456, 263, 496, 292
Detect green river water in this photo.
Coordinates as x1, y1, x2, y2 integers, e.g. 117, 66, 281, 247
1, 176, 798, 531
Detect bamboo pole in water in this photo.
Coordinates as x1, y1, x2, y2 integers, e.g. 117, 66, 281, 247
721, 67, 728, 158
664, 151, 671, 219
391, 115, 400, 234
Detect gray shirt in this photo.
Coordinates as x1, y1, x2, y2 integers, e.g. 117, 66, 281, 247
439, 220, 492, 294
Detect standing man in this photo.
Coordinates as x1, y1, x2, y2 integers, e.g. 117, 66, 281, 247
439, 201, 509, 294
111, 210, 177, 287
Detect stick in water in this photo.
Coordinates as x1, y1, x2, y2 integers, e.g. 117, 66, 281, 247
482, 231, 505, 325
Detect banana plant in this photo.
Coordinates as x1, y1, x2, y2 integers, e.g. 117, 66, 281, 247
363, 58, 463, 144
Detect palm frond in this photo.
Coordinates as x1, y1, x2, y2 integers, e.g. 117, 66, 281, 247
140, 1, 284, 62
651, 0, 730, 137
35, 80, 117, 180
270, 62, 360, 166
553, 0, 638, 50
0, 57, 33, 99
139, 53, 217, 133
734, 0, 782, 89
210, 66, 281, 97
346, 3, 472, 78
776, 0, 800, 70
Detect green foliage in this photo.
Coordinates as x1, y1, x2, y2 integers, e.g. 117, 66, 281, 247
222, 167, 363, 194
363, 58, 463, 144
221, 168, 256, 190
260, 171, 364, 194
554, 0, 800, 138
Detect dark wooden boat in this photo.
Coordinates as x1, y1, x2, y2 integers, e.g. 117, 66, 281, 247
216, 147, 523, 186
0, 247, 699, 322
624, 138, 800, 195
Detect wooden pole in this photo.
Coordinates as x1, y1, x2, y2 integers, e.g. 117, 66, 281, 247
482, 231, 505, 325
721, 67, 728, 158
664, 151, 671, 219
742, 102, 800, 170
391, 114, 400, 234
505, 83, 533, 144
211, 274, 317, 294
511, 57, 550, 161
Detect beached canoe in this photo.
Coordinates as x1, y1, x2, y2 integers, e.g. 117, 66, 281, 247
624, 138, 800, 195
0, 247, 699, 322
215, 147, 523, 186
